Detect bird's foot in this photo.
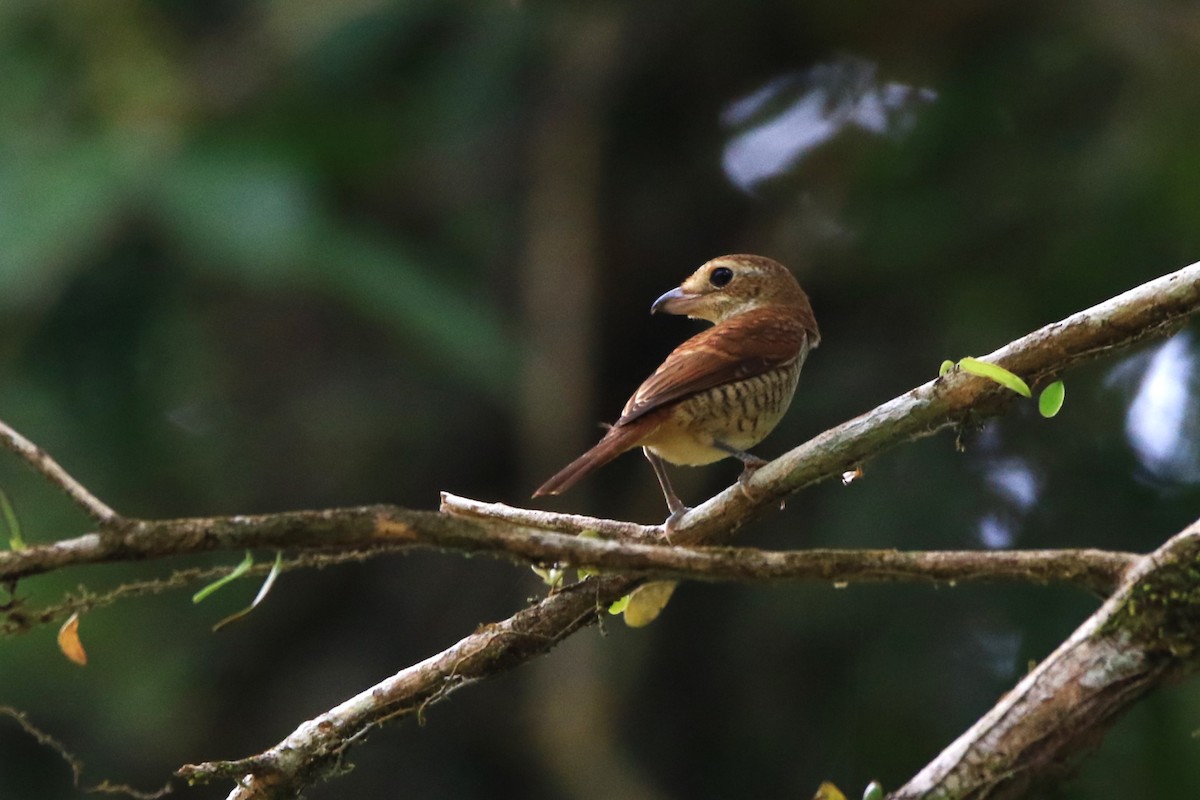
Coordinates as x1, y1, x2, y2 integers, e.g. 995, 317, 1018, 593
661, 506, 691, 542
736, 457, 769, 502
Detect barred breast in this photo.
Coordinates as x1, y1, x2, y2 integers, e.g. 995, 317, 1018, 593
642, 357, 804, 466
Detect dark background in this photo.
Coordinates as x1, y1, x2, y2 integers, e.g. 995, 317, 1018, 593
2, 2, 1199, 798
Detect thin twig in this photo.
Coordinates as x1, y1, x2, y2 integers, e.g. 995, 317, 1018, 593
1, 548, 393, 636
0, 706, 173, 799
0, 417, 118, 524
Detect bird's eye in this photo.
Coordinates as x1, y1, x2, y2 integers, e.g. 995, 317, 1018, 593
709, 267, 734, 287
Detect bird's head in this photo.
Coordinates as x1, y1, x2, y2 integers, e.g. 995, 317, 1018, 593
651, 254, 813, 325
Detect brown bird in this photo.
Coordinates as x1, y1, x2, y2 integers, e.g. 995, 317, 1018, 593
533, 254, 819, 526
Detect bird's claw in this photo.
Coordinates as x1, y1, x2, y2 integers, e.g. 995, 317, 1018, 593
661, 506, 691, 541
736, 458, 768, 502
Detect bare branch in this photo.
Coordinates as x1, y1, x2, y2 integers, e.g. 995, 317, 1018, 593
0, 417, 118, 524
0, 706, 172, 799
0, 503, 1135, 596
440, 492, 656, 539
890, 518, 1200, 799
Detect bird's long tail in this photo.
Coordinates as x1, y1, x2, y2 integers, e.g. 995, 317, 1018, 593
532, 422, 648, 497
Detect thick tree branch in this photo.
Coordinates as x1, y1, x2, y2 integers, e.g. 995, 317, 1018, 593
890, 518, 1200, 799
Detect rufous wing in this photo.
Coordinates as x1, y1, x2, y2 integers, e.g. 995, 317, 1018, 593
618, 308, 815, 426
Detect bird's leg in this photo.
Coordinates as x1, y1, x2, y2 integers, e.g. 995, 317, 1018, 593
643, 448, 689, 537
713, 442, 768, 501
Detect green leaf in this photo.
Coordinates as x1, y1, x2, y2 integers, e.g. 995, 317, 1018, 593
938, 359, 955, 377
863, 781, 884, 800
957, 357, 1031, 397
213, 551, 284, 632
814, 783, 847, 800
0, 490, 24, 550
192, 551, 254, 603
1039, 380, 1066, 418
622, 581, 677, 627
608, 595, 631, 615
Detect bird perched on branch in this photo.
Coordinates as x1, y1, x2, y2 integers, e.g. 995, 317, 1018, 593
533, 254, 820, 528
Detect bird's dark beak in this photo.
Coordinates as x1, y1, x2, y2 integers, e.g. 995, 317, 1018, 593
651, 286, 699, 315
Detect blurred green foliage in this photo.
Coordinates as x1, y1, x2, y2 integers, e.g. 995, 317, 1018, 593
2, 2, 1200, 798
